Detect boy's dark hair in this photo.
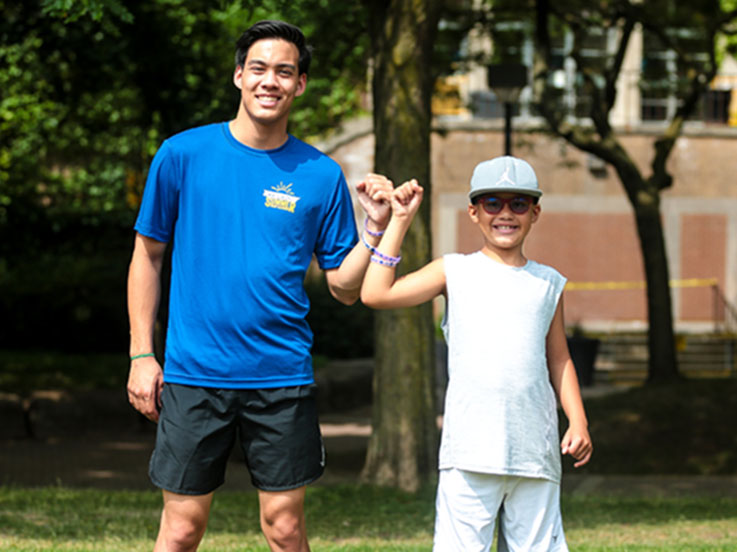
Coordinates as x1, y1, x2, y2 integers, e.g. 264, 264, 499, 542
235, 20, 312, 75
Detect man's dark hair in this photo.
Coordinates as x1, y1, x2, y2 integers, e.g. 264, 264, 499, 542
235, 20, 312, 75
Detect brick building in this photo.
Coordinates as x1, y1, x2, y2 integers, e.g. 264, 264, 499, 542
321, 21, 737, 335
323, 120, 737, 335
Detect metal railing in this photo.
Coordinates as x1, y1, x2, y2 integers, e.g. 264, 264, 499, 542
712, 283, 737, 335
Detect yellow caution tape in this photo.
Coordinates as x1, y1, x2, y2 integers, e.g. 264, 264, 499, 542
565, 278, 719, 291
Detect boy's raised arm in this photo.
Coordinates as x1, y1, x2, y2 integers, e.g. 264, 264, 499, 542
361, 180, 446, 309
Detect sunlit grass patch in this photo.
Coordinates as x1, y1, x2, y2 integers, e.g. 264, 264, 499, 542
2, 487, 737, 551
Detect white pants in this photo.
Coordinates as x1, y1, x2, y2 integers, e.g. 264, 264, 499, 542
433, 468, 568, 552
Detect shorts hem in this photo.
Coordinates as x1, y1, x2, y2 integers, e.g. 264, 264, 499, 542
252, 468, 324, 492
150, 474, 224, 496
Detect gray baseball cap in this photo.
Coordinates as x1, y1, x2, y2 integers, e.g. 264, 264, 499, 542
468, 156, 542, 202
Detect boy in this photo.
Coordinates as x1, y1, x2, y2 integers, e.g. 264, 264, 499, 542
361, 156, 592, 551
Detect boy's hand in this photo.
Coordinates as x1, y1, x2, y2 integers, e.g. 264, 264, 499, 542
391, 179, 423, 220
356, 173, 393, 232
561, 424, 592, 468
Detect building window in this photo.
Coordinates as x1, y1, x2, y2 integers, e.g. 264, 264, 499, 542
640, 28, 712, 122
699, 90, 730, 123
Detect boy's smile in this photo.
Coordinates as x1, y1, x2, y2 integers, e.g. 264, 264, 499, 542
468, 192, 540, 265
492, 222, 521, 234
488, 211, 525, 242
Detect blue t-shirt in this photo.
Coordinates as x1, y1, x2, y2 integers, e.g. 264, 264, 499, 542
135, 122, 358, 388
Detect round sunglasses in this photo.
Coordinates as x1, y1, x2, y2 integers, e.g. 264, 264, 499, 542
474, 195, 536, 215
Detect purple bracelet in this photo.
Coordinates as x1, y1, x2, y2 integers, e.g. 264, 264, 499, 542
364, 218, 385, 237
361, 232, 401, 263
370, 254, 401, 267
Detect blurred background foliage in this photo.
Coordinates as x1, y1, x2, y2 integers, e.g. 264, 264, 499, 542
0, 0, 467, 357
0, 0, 375, 355
1, 0, 372, 224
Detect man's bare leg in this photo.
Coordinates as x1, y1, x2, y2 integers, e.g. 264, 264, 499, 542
258, 486, 310, 552
154, 490, 213, 552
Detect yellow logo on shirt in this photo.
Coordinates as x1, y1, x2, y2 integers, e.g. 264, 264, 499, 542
263, 182, 300, 213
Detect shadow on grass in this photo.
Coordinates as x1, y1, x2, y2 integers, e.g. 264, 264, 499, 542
563, 379, 737, 475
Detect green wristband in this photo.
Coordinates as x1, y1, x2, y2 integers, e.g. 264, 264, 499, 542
130, 353, 155, 361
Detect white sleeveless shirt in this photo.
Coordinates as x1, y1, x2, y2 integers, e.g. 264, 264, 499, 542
439, 252, 567, 483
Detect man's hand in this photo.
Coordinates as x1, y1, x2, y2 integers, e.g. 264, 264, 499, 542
356, 173, 393, 232
127, 357, 164, 422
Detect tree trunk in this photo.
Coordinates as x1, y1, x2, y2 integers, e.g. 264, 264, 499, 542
609, 160, 680, 382
360, 0, 441, 492
633, 197, 680, 382
531, 0, 682, 384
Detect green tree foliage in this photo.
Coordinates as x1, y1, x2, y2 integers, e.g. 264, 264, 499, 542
0, 0, 371, 352
1, 1, 230, 251
473, 0, 737, 382
0, 1, 370, 236
721, 0, 737, 59
40, 0, 134, 23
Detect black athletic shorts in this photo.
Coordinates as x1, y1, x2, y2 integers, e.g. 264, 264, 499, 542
149, 383, 325, 494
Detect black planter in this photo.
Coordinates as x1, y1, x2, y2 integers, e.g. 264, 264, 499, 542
566, 336, 600, 387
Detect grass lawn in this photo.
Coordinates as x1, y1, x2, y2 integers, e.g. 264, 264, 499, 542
1, 486, 736, 551
1, 351, 736, 549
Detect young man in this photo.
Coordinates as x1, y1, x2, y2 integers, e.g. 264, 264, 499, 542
127, 20, 392, 552
361, 157, 593, 551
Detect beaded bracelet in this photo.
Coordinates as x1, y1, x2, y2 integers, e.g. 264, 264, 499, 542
363, 218, 385, 237
361, 232, 401, 264
370, 254, 401, 268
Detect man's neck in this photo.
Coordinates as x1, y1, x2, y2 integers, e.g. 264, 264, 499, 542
229, 115, 289, 151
